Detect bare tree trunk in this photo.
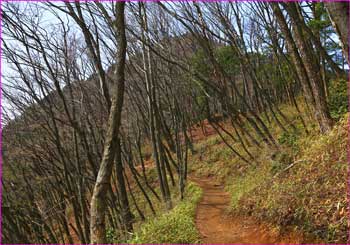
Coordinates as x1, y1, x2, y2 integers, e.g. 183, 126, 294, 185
115, 139, 133, 232
325, 2, 350, 64
89, 2, 127, 243
139, 2, 172, 210
273, 3, 333, 133
271, 3, 315, 108
282, 3, 333, 133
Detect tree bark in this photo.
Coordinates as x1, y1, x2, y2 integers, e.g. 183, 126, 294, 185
283, 3, 333, 133
273, 3, 333, 133
325, 2, 350, 64
271, 3, 315, 108
89, 2, 127, 243
115, 139, 133, 232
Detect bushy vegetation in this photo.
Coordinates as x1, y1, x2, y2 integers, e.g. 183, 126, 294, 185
3, 1, 348, 243
328, 78, 348, 120
190, 46, 240, 78
127, 182, 202, 244
189, 101, 348, 243
234, 115, 347, 242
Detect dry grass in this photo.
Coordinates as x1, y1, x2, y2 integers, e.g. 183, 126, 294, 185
189, 100, 348, 243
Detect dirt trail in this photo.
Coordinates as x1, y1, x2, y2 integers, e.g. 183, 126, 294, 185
192, 177, 304, 244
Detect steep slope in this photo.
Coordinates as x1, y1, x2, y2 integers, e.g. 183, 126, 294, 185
189, 103, 348, 243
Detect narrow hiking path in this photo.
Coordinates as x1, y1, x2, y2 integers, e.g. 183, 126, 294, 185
192, 177, 304, 244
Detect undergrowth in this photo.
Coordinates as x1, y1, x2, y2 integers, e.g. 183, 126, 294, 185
127, 182, 202, 244
109, 88, 347, 243
233, 115, 348, 243
106, 163, 195, 243
189, 97, 348, 243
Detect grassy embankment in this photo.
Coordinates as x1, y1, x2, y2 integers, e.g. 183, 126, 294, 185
189, 91, 348, 243
110, 79, 347, 243
128, 182, 202, 244
106, 161, 203, 243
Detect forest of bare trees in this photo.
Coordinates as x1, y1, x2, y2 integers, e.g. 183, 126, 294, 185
1, 1, 348, 244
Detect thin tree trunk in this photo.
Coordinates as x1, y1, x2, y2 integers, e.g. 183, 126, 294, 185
115, 139, 133, 232
283, 3, 333, 133
89, 2, 127, 243
324, 2, 350, 64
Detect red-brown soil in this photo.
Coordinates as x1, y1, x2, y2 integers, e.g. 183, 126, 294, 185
192, 176, 305, 244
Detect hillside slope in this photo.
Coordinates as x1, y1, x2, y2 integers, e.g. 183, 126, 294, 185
114, 100, 347, 244
189, 105, 348, 243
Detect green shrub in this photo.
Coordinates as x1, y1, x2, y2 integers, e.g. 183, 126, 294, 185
270, 160, 285, 176
128, 182, 202, 244
328, 78, 348, 120
106, 229, 121, 244
270, 152, 293, 175
230, 114, 348, 243
278, 130, 298, 147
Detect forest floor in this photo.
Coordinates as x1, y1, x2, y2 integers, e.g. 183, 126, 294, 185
192, 176, 303, 244
126, 103, 347, 243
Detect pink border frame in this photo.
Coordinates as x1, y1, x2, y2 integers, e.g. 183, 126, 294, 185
0, 0, 349, 244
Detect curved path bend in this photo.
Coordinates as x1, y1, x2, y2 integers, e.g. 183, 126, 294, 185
192, 177, 304, 244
